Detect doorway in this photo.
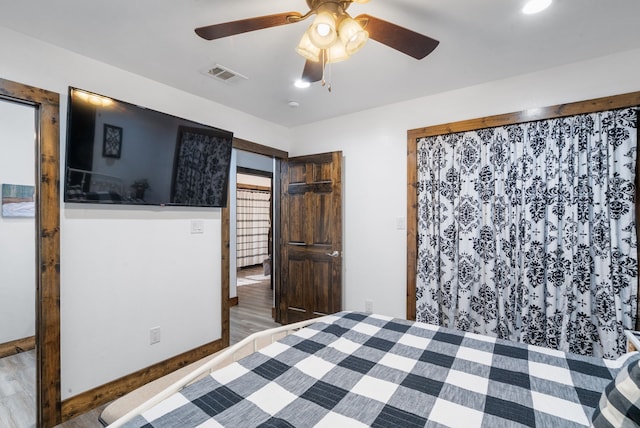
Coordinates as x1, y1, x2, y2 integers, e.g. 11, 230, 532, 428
236, 170, 272, 278
0, 98, 37, 427
0, 78, 61, 428
229, 150, 280, 344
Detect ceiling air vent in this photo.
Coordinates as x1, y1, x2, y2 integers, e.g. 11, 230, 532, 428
205, 64, 248, 85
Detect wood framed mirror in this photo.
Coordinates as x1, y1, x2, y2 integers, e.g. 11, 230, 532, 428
0, 78, 61, 427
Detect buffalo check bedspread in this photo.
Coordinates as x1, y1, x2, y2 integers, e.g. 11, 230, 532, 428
122, 312, 640, 427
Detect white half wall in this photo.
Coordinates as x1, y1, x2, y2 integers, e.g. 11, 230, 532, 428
0, 25, 291, 398
0, 100, 36, 344
290, 48, 640, 321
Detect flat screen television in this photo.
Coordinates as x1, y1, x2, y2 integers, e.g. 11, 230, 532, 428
64, 87, 234, 207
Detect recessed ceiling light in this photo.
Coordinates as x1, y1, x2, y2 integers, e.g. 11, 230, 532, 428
294, 79, 311, 89
287, 100, 300, 108
522, 0, 552, 14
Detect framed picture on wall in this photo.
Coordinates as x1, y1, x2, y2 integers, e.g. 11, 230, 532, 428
103, 124, 122, 158
2, 183, 35, 217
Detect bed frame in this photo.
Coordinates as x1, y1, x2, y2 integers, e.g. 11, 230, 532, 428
106, 317, 329, 427
67, 168, 125, 195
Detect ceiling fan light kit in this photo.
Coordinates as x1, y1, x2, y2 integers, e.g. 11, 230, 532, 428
194, 0, 439, 88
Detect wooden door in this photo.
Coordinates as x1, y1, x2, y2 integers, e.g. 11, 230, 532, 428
278, 151, 342, 324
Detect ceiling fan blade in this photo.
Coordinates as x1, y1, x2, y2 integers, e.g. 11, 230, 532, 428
356, 14, 439, 60
302, 60, 323, 83
195, 12, 303, 40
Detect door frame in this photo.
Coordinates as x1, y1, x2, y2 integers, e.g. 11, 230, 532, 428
0, 78, 61, 427
221, 138, 287, 346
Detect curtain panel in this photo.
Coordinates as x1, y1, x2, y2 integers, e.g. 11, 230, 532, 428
237, 189, 271, 268
416, 107, 638, 358
173, 129, 232, 207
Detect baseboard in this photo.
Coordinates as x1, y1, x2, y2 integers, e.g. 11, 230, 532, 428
0, 336, 36, 358
229, 296, 239, 307
60, 338, 225, 422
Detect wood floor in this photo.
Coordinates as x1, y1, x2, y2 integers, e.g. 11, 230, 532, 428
0, 350, 36, 427
0, 265, 278, 428
230, 265, 280, 344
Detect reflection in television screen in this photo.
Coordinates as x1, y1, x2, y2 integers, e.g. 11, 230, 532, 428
64, 87, 234, 208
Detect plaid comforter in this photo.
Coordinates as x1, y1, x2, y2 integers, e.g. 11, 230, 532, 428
122, 312, 640, 427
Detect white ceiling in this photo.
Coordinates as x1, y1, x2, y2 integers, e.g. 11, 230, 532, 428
1, 0, 639, 127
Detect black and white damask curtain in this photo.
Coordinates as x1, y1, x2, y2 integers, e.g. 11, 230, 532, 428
173, 128, 232, 206
416, 107, 638, 358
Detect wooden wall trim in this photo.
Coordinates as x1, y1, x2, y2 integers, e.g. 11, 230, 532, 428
37, 83, 62, 428
406, 135, 418, 321
0, 78, 62, 428
60, 339, 225, 421
406, 91, 640, 321
222, 189, 231, 348
0, 336, 36, 358
233, 137, 288, 160
408, 91, 640, 141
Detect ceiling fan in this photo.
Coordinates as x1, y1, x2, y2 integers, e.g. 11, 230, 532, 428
194, 0, 439, 85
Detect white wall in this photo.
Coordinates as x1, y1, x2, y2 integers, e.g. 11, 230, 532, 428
0, 100, 36, 344
290, 48, 640, 320
0, 26, 291, 398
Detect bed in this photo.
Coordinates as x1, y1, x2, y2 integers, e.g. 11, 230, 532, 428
65, 168, 127, 203
107, 311, 640, 427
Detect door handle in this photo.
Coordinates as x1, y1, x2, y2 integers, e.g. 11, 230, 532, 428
326, 250, 340, 258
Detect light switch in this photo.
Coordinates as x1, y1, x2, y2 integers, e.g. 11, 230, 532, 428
191, 220, 204, 234
396, 216, 406, 230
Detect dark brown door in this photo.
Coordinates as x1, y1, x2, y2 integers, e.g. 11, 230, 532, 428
278, 151, 342, 324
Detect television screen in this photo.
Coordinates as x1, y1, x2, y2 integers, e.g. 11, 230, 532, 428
64, 87, 234, 207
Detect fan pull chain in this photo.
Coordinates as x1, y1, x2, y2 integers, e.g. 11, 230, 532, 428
321, 50, 326, 87
320, 50, 331, 93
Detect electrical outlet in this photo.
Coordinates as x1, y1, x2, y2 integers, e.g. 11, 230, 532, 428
365, 300, 373, 314
150, 327, 161, 345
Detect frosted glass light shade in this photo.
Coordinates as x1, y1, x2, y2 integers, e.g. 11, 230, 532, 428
309, 12, 337, 48
352, 0, 370, 3
339, 17, 369, 55
296, 29, 321, 62
326, 40, 350, 63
